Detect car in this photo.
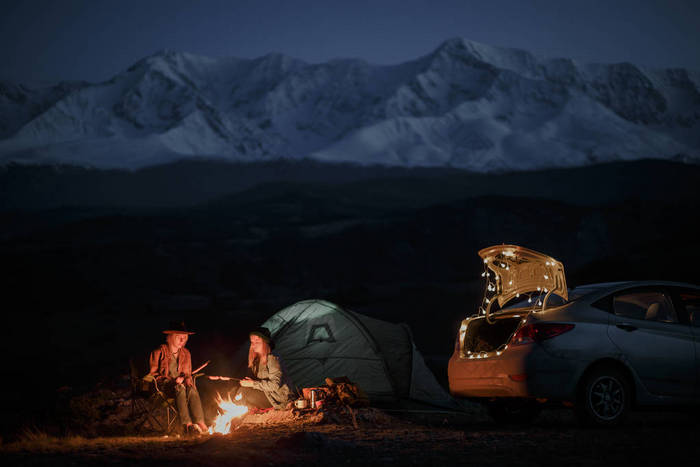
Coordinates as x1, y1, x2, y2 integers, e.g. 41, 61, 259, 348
448, 244, 700, 427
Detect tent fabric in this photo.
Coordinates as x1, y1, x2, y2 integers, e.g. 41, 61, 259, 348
260, 299, 457, 408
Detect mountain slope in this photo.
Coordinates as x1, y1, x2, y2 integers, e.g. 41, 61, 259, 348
1, 38, 698, 171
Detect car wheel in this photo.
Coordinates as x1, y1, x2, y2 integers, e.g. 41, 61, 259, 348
575, 366, 631, 427
487, 399, 541, 425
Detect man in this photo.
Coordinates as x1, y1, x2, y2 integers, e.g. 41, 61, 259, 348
149, 321, 207, 434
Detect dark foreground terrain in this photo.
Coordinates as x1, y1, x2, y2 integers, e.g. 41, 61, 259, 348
3, 409, 699, 466
1, 158, 699, 448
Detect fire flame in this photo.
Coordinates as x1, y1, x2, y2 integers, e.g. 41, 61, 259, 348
209, 392, 248, 434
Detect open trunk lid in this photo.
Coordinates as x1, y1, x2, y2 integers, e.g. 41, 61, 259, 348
456, 245, 569, 358
478, 244, 568, 321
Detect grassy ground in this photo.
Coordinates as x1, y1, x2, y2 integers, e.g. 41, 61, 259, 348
3, 408, 699, 466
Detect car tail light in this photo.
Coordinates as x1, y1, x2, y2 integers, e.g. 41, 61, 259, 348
510, 323, 574, 345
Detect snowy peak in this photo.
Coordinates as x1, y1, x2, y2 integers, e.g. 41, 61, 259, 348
431, 37, 541, 78
0, 38, 698, 171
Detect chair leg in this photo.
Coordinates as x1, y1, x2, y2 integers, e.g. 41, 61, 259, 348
130, 388, 183, 436
163, 399, 180, 435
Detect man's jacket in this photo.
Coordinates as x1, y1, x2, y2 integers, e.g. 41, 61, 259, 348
149, 344, 193, 387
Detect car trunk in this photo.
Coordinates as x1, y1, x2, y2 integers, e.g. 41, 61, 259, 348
463, 316, 522, 353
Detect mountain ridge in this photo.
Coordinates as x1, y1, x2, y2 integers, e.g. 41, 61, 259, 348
1, 37, 698, 171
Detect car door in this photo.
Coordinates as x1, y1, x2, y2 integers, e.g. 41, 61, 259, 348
674, 288, 700, 398
606, 287, 696, 398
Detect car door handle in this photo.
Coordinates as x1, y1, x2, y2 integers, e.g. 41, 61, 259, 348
616, 323, 638, 332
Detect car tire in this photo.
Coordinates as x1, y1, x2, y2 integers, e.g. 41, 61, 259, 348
486, 399, 541, 425
575, 366, 631, 427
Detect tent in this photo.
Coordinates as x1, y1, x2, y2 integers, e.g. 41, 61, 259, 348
258, 299, 458, 408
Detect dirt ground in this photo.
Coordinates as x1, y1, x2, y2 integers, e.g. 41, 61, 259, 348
3, 407, 700, 467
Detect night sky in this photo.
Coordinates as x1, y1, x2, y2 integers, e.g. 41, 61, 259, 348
1, 0, 699, 84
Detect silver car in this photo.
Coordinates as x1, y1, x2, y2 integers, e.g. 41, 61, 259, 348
448, 244, 700, 426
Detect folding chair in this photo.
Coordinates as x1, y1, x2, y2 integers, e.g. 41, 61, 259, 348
129, 359, 181, 436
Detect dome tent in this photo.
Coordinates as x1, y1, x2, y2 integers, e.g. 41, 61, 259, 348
260, 299, 458, 408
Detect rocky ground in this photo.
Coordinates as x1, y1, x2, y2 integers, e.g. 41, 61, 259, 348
3, 407, 699, 466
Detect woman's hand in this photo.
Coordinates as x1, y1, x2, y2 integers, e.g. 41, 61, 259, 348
239, 377, 254, 387
208, 375, 220, 380
175, 375, 185, 385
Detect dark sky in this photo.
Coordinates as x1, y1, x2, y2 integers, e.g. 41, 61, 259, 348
2, 0, 699, 84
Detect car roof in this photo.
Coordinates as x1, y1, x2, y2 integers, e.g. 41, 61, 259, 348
571, 280, 700, 301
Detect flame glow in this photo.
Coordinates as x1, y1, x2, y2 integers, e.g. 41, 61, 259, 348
208, 392, 248, 434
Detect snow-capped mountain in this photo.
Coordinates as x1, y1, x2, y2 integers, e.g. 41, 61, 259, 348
1, 38, 699, 171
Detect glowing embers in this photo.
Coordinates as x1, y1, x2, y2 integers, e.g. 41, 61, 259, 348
209, 392, 248, 434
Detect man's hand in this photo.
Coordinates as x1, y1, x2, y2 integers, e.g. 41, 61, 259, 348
239, 377, 254, 387
175, 375, 185, 385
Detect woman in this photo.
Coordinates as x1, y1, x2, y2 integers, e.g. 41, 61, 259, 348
149, 321, 207, 434
238, 327, 290, 410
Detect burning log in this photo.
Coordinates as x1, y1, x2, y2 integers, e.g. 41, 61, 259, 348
208, 393, 248, 434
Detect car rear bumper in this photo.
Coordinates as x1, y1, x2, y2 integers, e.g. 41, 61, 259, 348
448, 344, 580, 400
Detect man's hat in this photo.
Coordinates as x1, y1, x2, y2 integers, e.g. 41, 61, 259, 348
163, 321, 195, 335
250, 326, 273, 348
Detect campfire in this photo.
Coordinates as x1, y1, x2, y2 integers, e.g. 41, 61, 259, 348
209, 393, 248, 434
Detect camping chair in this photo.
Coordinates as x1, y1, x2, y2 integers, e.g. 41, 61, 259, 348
129, 359, 181, 436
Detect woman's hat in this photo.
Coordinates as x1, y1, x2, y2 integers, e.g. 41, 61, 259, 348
250, 326, 273, 347
163, 321, 195, 335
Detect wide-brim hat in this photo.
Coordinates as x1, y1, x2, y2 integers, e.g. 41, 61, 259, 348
250, 326, 273, 348
163, 321, 195, 335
